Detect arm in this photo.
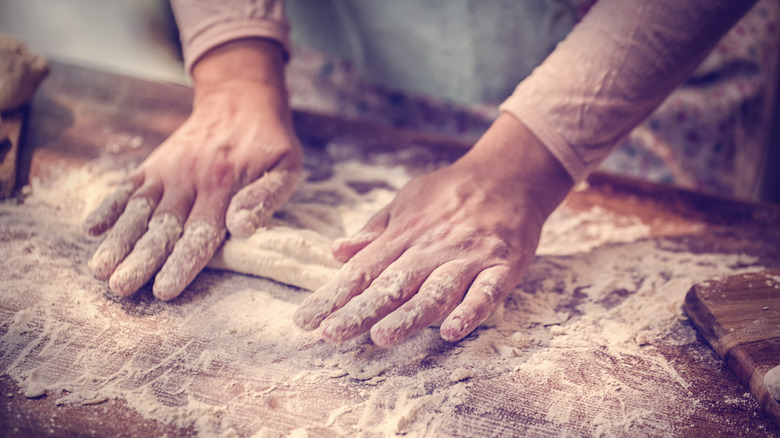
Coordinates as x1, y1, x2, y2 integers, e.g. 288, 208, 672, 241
84, 1, 302, 301
294, 0, 759, 346
501, 0, 759, 183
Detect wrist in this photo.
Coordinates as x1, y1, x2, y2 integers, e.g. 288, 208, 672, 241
192, 38, 286, 85
191, 38, 288, 104
190, 38, 292, 126
458, 112, 574, 218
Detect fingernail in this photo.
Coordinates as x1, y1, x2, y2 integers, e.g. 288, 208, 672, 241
320, 316, 361, 344
225, 209, 256, 238
369, 327, 396, 348
89, 247, 117, 280
108, 270, 138, 297
293, 303, 329, 331
320, 322, 337, 343
439, 317, 465, 342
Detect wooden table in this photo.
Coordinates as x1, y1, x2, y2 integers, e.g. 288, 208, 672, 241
1, 63, 779, 437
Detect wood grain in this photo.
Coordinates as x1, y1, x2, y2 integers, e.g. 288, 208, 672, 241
684, 269, 780, 426
2, 62, 780, 437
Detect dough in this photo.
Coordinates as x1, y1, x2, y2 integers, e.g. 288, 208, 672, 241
207, 225, 342, 291
0, 34, 49, 111
207, 224, 504, 327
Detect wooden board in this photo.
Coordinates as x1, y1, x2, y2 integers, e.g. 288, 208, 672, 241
2, 62, 780, 437
684, 269, 780, 426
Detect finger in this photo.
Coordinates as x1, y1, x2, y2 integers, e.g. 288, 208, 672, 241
108, 213, 183, 296
88, 196, 156, 280
153, 183, 196, 224
152, 220, 225, 301
331, 206, 390, 263
319, 257, 433, 344
226, 160, 302, 238
152, 192, 227, 301
109, 183, 193, 296
83, 180, 140, 236
293, 238, 403, 331
369, 262, 479, 347
439, 266, 514, 342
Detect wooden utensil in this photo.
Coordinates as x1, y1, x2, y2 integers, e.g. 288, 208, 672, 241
684, 268, 780, 426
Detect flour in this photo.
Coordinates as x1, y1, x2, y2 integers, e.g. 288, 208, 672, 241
538, 204, 651, 255
110, 212, 182, 295
154, 220, 225, 301
206, 161, 410, 291
88, 196, 155, 279
21, 380, 46, 398
207, 225, 340, 292
0, 153, 772, 437
448, 368, 474, 382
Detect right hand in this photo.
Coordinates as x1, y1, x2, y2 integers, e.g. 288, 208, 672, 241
294, 113, 574, 346
84, 39, 302, 301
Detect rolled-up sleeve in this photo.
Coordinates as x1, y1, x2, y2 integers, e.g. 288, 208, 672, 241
170, 0, 291, 73
499, 0, 758, 183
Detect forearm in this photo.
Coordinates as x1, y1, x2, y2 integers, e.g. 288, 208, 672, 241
501, 0, 759, 183
456, 113, 573, 221
191, 38, 290, 119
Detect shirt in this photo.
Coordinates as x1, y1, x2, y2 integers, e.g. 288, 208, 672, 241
170, 0, 758, 183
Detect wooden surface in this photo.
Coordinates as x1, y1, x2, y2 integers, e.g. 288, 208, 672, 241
2, 62, 780, 437
685, 269, 780, 426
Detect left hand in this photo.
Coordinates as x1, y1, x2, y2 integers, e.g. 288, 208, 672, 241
83, 39, 302, 301
293, 113, 573, 346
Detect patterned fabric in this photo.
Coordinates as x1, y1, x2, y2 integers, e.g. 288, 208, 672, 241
603, 0, 780, 199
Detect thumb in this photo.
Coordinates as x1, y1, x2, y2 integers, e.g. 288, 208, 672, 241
225, 158, 301, 238
331, 205, 390, 263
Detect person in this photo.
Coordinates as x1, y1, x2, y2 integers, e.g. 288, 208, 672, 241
84, 0, 761, 347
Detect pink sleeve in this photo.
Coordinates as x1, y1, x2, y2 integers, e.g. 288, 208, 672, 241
499, 0, 758, 183
170, 0, 290, 73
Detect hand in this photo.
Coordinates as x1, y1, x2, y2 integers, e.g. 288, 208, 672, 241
84, 39, 302, 300
294, 113, 573, 346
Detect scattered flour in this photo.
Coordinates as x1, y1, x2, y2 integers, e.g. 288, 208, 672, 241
448, 368, 474, 382
0, 153, 772, 437
21, 380, 46, 399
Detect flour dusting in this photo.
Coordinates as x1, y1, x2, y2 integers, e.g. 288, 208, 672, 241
0, 155, 772, 437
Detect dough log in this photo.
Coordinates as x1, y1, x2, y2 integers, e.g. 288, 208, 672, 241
206, 225, 505, 328
207, 225, 342, 291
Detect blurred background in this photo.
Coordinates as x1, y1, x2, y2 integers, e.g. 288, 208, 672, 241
1, 0, 778, 202
0, 0, 185, 83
